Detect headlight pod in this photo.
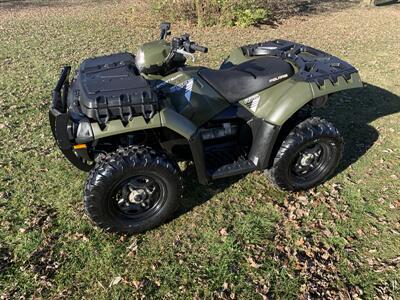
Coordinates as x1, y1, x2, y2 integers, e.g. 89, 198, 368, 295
135, 49, 145, 69
68, 112, 94, 144
76, 120, 94, 144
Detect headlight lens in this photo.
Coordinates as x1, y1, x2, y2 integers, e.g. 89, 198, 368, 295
76, 120, 94, 143
135, 49, 145, 68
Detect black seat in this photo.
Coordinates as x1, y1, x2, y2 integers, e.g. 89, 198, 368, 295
198, 56, 294, 103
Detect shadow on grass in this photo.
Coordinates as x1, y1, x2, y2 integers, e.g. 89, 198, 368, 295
174, 83, 400, 218
318, 83, 400, 174
374, 0, 400, 6
174, 165, 243, 218
261, 0, 360, 27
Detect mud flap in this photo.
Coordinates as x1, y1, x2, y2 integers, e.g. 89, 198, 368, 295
248, 118, 280, 170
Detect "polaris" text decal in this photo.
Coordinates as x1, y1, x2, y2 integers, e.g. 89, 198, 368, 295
269, 74, 289, 83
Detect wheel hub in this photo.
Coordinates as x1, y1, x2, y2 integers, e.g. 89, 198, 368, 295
300, 153, 315, 166
293, 143, 324, 175
114, 175, 162, 216
128, 188, 147, 204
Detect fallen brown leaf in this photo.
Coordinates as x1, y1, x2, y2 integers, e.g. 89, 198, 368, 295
219, 227, 228, 236
246, 257, 262, 269
109, 276, 122, 288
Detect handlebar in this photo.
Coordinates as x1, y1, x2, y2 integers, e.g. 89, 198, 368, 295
189, 43, 208, 53
171, 33, 208, 55
162, 24, 208, 62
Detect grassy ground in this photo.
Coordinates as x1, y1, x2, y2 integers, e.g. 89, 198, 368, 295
0, 1, 399, 299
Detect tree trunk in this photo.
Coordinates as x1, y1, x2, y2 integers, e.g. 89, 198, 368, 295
194, 0, 204, 27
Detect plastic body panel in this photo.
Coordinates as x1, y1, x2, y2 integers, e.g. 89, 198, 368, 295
239, 72, 362, 126
146, 67, 230, 127
136, 40, 171, 73
92, 108, 197, 141
247, 118, 280, 168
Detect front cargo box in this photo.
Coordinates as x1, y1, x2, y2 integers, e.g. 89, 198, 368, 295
69, 53, 158, 126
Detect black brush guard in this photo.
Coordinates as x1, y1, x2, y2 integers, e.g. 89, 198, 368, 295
49, 66, 92, 171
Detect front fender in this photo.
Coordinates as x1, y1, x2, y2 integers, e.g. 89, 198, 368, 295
91, 107, 196, 141
248, 72, 363, 126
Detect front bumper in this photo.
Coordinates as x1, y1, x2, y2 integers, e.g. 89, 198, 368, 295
49, 66, 92, 171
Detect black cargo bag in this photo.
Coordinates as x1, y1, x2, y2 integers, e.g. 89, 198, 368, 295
70, 53, 158, 127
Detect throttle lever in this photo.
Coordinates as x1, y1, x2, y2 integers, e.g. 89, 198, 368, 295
176, 48, 195, 62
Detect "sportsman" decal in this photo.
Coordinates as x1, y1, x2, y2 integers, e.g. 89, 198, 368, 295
243, 94, 260, 112
169, 79, 194, 102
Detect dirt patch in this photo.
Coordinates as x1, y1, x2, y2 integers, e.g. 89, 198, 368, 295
26, 234, 60, 280
22, 205, 58, 233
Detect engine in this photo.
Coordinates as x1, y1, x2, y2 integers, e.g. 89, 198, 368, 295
199, 123, 238, 141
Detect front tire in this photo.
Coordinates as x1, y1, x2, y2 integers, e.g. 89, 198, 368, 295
268, 117, 343, 191
84, 147, 182, 234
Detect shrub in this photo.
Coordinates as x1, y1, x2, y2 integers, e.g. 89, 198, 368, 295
229, 1, 269, 27
150, 0, 268, 27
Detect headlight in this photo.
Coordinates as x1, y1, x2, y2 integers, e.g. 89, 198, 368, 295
135, 49, 145, 68
76, 120, 94, 143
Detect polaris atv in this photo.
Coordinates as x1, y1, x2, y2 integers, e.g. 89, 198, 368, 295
49, 23, 363, 234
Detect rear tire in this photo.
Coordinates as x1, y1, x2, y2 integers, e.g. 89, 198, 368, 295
267, 117, 343, 191
84, 146, 182, 234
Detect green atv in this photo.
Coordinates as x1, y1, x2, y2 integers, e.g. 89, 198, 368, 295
49, 23, 363, 234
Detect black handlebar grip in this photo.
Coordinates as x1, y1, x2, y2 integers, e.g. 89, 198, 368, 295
190, 44, 208, 53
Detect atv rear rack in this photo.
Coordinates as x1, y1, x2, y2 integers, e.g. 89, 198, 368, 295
49, 66, 92, 171
242, 40, 358, 87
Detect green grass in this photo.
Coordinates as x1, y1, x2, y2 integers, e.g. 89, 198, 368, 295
0, 1, 399, 299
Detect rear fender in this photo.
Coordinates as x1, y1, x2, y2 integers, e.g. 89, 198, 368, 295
245, 72, 363, 126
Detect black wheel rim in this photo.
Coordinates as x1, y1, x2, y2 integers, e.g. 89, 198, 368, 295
289, 139, 336, 186
109, 175, 166, 221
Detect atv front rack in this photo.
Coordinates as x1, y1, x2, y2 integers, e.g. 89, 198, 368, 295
242, 40, 358, 87
71, 53, 159, 127
49, 66, 92, 171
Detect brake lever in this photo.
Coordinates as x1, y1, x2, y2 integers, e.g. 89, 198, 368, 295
176, 48, 195, 63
